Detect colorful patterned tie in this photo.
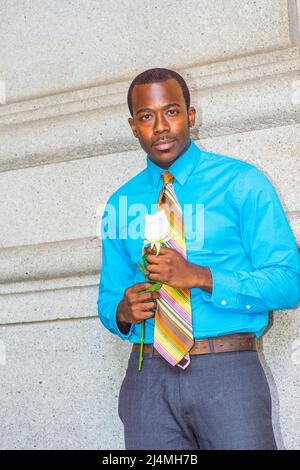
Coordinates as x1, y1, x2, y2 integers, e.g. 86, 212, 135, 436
153, 171, 194, 369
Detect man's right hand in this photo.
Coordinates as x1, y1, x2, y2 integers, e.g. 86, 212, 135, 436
116, 282, 161, 327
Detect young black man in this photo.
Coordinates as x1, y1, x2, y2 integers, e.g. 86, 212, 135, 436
97, 68, 300, 450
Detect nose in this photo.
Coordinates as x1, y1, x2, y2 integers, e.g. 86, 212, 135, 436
153, 112, 170, 134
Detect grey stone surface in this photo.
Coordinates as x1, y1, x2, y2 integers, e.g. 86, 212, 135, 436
262, 309, 300, 450
0, 0, 299, 451
0, 0, 293, 102
0, 318, 131, 449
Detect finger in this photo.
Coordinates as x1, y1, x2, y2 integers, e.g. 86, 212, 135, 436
148, 273, 162, 282
142, 302, 157, 312
145, 246, 168, 255
152, 291, 161, 299
144, 247, 156, 256
133, 282, 152, 292
140, 310, 156, 321
133, 311, 155, 323
156, 246, 170, 255
146, 264, 161, 273
136, 291, 159, 302
137, 301, 157, 312
145, 246, 157, 253
146, 254, 162, 264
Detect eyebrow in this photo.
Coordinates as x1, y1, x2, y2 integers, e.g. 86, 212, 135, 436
136, 102, 181, 115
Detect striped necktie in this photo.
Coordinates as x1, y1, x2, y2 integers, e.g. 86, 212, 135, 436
153, 171, 194, 369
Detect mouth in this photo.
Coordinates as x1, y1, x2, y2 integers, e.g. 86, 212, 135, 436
153, 139, 176, 151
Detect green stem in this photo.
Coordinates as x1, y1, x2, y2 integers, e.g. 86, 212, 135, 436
136, 242, 164, 371
138, 320, 145, 371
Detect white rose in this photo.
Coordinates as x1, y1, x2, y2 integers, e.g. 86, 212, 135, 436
145, 210, 170, 242
144, 211, 170, 256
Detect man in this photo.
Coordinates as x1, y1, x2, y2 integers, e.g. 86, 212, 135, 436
97, 68, 300, 450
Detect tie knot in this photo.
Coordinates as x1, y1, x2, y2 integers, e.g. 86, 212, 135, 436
162, 171, 174, 185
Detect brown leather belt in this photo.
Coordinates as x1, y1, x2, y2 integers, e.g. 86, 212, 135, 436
132, 333, 257, 356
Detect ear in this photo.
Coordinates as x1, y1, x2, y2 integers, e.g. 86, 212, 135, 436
188, 106, 196, 128
128, 117, 138, 137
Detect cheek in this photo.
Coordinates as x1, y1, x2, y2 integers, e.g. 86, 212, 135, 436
138, 122, 153, 133
169, 117, 187, 132
138, 127, 153, 143
136, 128, 153, 149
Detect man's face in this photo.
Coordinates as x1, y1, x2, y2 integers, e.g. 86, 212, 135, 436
128, 78, 196, 169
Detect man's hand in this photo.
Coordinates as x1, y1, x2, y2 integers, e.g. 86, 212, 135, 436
145, 246, 192, 288
117, 282, 161, 327
145, 246, 213, 292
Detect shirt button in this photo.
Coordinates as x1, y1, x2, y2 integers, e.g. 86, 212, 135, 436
221, 299, 227, 306
246, 304, 251, 309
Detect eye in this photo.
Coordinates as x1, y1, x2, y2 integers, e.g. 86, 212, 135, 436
140, 114, 152, 121
167, 109, 178, 116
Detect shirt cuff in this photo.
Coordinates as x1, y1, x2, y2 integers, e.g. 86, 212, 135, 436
113, 297, 134, 340
209, 266, 266, 312
209, 266, 240, 309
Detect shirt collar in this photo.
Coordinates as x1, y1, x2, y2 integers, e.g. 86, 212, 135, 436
146, 137, 200, 189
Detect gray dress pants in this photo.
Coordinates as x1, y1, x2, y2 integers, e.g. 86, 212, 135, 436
118, 347, 278, 450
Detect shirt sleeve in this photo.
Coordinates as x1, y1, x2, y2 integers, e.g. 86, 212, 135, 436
97, 196, 135, 340
209, 166, 300, 313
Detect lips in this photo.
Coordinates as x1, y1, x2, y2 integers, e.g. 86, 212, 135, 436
153, 139, 176, 151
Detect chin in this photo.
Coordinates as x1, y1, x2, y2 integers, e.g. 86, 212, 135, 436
153, 150, 175, 159
153, 152, 179, 168
153, 146, 178, 158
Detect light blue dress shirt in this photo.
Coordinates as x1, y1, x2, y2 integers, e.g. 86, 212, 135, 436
97, 138, 300, 342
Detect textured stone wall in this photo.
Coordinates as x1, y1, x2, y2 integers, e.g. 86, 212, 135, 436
0, 0, 299, 449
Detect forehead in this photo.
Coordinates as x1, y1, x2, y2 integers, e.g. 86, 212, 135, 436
131, 78, 185, 113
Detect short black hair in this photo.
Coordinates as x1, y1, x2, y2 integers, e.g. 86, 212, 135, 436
127, 67, 190, 117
